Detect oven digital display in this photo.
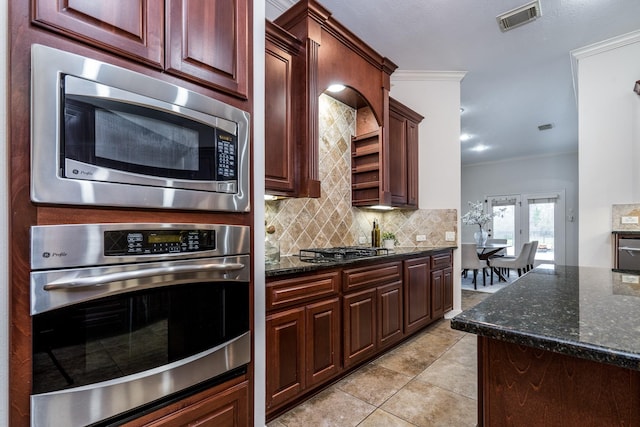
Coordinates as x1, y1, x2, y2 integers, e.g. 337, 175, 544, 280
103, 229, 216, 255
148, 233, 182, 244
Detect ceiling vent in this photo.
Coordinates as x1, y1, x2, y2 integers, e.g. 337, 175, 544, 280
497, 0, 542, 32
538, 123, 553, 131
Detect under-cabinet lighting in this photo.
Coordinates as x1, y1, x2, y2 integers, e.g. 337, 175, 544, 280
264, 195, 279, 201
369, 205, 395, 211
327, 84, 346, 93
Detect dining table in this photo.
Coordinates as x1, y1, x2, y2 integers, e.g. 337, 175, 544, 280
476, 243, 511, 282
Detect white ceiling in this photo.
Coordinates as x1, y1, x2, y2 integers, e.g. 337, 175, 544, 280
266, 0, 640, 165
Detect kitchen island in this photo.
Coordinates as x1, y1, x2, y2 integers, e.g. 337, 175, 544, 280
451, 265, 640, 427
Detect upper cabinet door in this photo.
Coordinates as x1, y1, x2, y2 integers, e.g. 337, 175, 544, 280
166, 0, 249, 99
33, 0, 165, 67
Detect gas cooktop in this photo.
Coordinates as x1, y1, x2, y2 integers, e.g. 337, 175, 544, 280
299, 246, 389, 263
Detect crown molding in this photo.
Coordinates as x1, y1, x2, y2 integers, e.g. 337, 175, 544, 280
392, 70, 467, 83
570, 29, 640, 106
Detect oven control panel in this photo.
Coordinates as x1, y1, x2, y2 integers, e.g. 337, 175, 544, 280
104, 229, 216, 256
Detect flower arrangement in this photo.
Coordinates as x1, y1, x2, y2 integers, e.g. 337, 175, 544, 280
461, 201, 497, 230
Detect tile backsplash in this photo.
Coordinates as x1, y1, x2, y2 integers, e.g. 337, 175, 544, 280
265, 94, 456, 256
612, 203, 640, 231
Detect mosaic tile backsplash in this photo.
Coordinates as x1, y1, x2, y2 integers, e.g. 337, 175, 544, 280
265, 94, 457, 256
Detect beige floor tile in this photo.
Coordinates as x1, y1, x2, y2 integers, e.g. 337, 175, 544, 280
336, 363, 413, 406
381, 380, 477, 427
357, 409, 417, 427
275, 387, 376, 427
415, 335, 478, 399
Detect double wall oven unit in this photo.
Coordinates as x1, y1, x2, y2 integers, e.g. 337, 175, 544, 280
30, 44, 250, 212
30, 223, 251, 427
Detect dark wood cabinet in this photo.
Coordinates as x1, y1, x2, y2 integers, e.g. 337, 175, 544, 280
275, 0, 397, 201
123, 377, 249, 426
32, 0, 250, 98
305, 298, 341, 387
266, 272, 341, 412
265, 21, 301, 196
32, 0, 165, 67
265, 251, 452, 420
377, 281, 404, 349
342, 261, 403, 367
166, 0, 249, 98
266, 307, 305, 410
431, 251, 453, 318
403, 256, 431, 335
343, 288, 377, 368
389, 98, 424, 209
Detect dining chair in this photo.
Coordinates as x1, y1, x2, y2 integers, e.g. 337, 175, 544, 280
489, 242, 532, 280
486, 238, 507, 257
526, 240, 539, 271
461, 243, 489, 289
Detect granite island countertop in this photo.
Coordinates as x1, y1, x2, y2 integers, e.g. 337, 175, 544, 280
451, 265, 640, 371
265, 246, 456, 278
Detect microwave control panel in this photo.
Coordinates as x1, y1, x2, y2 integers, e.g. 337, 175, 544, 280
104, 229, 216, 256
216, 131, 237, 180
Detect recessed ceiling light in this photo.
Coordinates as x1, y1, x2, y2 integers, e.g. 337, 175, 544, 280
460, 133, 471, 142
470, 144, 490, 152
460, 107, 465, 114
327, 84, 346, 93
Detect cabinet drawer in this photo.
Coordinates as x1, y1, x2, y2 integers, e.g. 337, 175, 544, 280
431, 251, 452, 270
342, 261, 402, 292
267, 271, 341, 311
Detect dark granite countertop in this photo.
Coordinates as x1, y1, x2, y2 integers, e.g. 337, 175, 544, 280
265, 246, 456, 278
451, 265, 640, 371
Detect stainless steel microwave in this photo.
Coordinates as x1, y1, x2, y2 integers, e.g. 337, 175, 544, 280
30, 44, 250, 212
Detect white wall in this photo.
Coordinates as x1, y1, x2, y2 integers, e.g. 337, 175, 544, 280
462, 152, 579, 266
1, 0, 8, 423
390, 71, 465, 314
574, 31, 640, 267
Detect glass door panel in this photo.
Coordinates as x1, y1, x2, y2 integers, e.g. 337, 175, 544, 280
487, 196, 520, 257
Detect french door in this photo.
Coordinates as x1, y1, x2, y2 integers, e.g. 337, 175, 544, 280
486, 191, 565, 266
486, 196, 521, 257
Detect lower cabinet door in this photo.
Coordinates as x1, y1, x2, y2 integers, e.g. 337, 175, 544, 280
443, 267, 453, 312
431, 268, 445, 319
404, 257, 431, 335
343, 288, 377, 368
266, 307, 305, 409
306, 297, 341, 387
377, 281, 403, 349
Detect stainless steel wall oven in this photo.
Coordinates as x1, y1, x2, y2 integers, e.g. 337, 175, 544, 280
30, 44, 250, 212
29, 223, 251, 427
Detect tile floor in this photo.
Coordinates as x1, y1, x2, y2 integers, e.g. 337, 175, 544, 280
267, 290, 489, 427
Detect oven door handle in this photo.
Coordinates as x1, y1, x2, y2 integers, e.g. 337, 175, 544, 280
42, 263, 246, 290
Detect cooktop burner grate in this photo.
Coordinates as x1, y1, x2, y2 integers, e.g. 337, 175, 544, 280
299, 247, 389, 263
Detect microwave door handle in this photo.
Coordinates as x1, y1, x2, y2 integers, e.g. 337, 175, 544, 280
43, 263, 246, 290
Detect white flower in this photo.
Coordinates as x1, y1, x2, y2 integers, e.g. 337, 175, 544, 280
461, 201, 501, 229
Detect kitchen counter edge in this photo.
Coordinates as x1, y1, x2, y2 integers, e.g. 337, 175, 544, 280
265, 246, 457, 278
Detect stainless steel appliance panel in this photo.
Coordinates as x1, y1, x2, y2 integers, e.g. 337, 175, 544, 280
618, 238, 640, 270
30, 44, 250, 212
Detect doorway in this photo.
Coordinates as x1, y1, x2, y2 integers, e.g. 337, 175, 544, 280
486, 191, 565, 266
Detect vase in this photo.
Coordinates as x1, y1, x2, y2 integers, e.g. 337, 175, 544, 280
265, 234, 280, 264
474, 229, 488, 246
